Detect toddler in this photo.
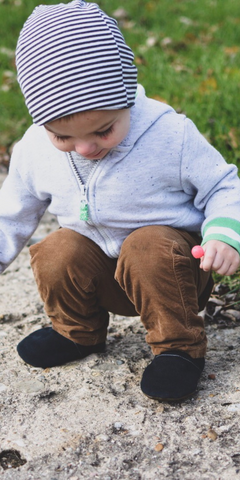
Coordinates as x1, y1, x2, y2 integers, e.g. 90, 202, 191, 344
1, 0, 240, 402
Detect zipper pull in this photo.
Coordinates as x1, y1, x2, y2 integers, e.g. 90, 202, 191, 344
79, 185, 89, 221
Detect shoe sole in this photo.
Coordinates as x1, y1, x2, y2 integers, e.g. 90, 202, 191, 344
141, 389, 197, 402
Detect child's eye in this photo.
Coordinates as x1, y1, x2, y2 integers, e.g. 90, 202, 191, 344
53, 134, 70, 142
95, 125, 114, 138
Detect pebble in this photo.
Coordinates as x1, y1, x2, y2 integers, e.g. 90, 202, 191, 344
114, 422, 123, 430
207, 429, 218, 441
14, 439, 26, 447
129, 429, 141, 437
95, 434, 110, 442
14, 379, 45, 394
0, 330, 7, 337
227, 403, 240, 412
208, 374, 216, 380
0, 383, 7, 393
192, 449, 201, 455
154, 443, 164, 452
112, 382, 126, 393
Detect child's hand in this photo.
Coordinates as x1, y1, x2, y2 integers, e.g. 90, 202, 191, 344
200, 240, 240, 276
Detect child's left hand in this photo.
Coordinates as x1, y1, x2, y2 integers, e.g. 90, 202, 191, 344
200, 240, 240, 276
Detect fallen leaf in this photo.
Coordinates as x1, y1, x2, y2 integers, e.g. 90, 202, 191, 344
112, 8, 128, 19
121, 20, 135, 29
161, 37, 172, 47
228, 128, 239, 149
135, 56, 147, 65
224, 46, 240, 56
199, 77, 218, 94
179, 16, 195, 26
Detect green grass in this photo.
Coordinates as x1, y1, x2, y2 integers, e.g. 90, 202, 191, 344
0, 0, 240, 167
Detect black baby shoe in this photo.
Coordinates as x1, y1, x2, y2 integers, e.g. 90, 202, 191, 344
140, 350, 205, 402
17, 327, 105, 368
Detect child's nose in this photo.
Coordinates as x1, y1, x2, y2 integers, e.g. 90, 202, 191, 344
75, 140, 98, 156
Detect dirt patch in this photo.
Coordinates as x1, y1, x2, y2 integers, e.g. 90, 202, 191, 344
1, 172, 240, 479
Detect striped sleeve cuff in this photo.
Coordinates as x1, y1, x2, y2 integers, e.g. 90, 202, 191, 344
202, 218, 240, 254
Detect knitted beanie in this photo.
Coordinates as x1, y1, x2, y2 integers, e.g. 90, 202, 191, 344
16, 0, 138, 125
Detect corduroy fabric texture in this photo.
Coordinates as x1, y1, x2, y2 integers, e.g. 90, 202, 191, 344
16, 0, 138, 125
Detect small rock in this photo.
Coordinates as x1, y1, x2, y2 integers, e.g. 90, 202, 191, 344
112, 382, 126, 393
192, 449, 201, 455
95, 434, 110, 442
156, 405, 164, 413
208, 374, 216, 380
116, 359, 125, 365
227, 403, 240, 412
14, 379, 45, 394
13, 439, 26, 447
207, 429, 218, 441
154, 443, 164, 452
114, 422, 123, 430
0, 383, 7, 393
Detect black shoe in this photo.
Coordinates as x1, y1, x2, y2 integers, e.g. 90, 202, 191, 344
17, 327, 106, 368
140, 350, 205, 402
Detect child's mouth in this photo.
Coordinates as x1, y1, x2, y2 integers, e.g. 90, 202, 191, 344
85, 149, 107, 159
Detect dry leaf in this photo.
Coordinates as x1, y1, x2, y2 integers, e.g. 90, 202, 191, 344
224, 46, 240, 56
225, 310, 240, 321
228, 128, 239, 149
146, 36, 157, 47
179, 16, 195, 26
161, 37, 172, 47
199, 77, 218, 94
112, 8, 128, 20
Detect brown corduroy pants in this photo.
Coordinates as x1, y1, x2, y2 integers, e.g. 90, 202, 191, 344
29, 226, 213, 358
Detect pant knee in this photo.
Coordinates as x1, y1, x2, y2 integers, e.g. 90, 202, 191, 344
120, 226, 176, 266
30, 229, 89, 285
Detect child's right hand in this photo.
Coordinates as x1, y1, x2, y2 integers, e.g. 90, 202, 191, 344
200, 240, 240, 276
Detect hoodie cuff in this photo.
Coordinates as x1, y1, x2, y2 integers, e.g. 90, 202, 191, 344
202, 218, 240, 255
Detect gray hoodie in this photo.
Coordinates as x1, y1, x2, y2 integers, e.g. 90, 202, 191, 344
0, 85, 240, 272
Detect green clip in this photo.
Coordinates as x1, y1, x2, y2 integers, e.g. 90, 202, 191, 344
80, 203, 89, 221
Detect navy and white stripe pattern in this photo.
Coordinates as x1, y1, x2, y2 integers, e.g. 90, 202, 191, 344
16, 0, 138, 125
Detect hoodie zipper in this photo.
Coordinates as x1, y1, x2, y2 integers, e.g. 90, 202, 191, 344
68, 152, 99, 221
68, 152, 119, 258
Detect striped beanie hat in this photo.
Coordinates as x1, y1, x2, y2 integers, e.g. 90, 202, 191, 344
16, 0, 138, 125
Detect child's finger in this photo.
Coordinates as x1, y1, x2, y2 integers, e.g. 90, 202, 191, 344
200, 248, 217, 271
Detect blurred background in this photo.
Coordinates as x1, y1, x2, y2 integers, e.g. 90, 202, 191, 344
0, 0, 240, 170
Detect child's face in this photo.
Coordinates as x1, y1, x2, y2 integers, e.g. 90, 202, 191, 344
44, 108, 130, 160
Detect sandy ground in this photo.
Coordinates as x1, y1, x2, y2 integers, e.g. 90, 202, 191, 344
1, 171, 240, 479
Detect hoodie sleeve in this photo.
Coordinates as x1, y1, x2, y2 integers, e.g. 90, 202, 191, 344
180, 118, 240, 254
0, 144, 50, 273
